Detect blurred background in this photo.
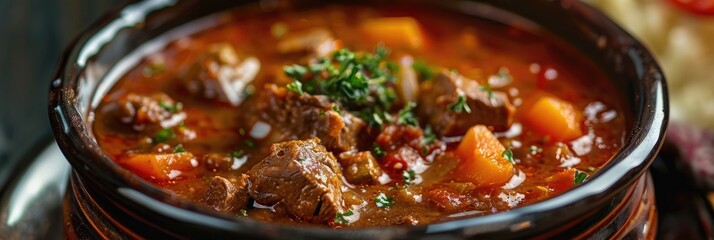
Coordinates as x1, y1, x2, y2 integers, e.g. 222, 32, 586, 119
0, 0, 712, 238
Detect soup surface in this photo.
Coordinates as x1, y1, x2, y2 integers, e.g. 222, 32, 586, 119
93, 3, 626, 227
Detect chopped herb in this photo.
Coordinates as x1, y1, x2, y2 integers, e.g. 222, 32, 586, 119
244, 140, 256, 148
375, 193, 394, 208
297, 158, 305, 162
239, 209, 248, 216
396, 102, 418, 126
238, 128, 246, 136
402, 169, 416, 186
412, 60, 436, 80
173, 144, 186, 153
372, 145, 386, 158
502, 149, 515, 164
588, 166, 597, 172
319, 110, 326, 116
479, 83, 495, 99
286, 80, 304, 95
243, 85, 255, 99
422, 125, 436, 145
270, 22, 288, 38
142, 62, 165, 77
159, 101, 182, 113
283, 64, 308, 80
230, 150, 245, 159
448, 95, 472, 113
154, 128, 175, 143
334, 210, 353, 224
574, 170, 588, 185
497, 67, 512, 83
332, 105, 342, 114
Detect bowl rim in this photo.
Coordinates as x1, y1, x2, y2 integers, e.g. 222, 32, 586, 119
48, 0, 669, 237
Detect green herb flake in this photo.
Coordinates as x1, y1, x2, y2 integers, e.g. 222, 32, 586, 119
240, 209, 248, 216
412, 60, 436, 81
154, 128, 175, 143
230, 150, 245, 159
173, 144, 186, 153
396, 102, 418, 126
448, 95, 472, 113
372, 145, 386, 158
143, 62, 165, 77
402, 169, 416, 186
244, 140, 256, 148
159, 101, 182, 113
574, 170, 588, 185
334, 210, 353, 224
502, 149, 515, 164
332, 105, 342, 114
283, 64, 308, 80
479, 83, 495, 99
588, 166, 597, 172
375, 193, 394, 208
270, 22, 288, 38
286, 80, 304, 95
238, 128, 246, 136
422, 125, 436, 145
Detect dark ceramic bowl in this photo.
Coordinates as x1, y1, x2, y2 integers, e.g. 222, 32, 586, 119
48, 0, 668, 239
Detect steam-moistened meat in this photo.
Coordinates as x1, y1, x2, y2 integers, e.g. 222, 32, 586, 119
201, 175, 250, 213
418, 69, 515, 136
116, 93, 186, 131
277, 28, 338, 58
182, 43, 260, 106
338, 151, 382, 185
245, 139, 346, 223
248, 84, 365, 152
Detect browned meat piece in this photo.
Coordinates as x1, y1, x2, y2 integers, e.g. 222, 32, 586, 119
200, 175, 250, 214
182, 43, 260, 106
116, 93, 186, 131
337, 151, 382, 185
418, 69, 515, 136
248, 84, 365, 152
246, 138, 346, 223
277, 28, 338, 58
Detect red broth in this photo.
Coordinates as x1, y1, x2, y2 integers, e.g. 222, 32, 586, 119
92, 3, 625, 227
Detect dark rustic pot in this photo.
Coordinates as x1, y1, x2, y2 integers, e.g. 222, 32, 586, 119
48, 0, 668, 239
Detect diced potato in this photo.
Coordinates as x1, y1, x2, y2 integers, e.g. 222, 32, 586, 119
360, 17, 424, 49
454, 125, 513, 187
522, 96, 583, 141
123, 152, 196, 180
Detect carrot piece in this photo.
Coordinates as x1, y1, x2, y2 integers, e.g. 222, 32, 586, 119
123, 152, 196, 180
522, 96, 583, 141
360, 17, 424, 49
546, 168, 576, 194
454, 125, 514, 187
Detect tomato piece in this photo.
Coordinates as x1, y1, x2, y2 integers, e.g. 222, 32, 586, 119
380, 147, 419, 178
668, 0, 714, 15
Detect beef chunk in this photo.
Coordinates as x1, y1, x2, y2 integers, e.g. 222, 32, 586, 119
182, 43, 260, 106
201, 175, 250, 214
246, 138, 346, 223
338, 151, 382, 185
116, 93, 186, 131
277, 28, 338, 58
248, 84, 365, 152
418, 69, 515, 136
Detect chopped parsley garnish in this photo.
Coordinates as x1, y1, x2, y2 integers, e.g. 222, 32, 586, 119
502, 149, 515, 164
173, 144, 186, 153
282, 46, 398, 112
372, 145, 386, 158
230, 150, 245, 159
479, 83, 495, 99
159, 101, 182, 113
448, 95, 472, 113
375, 193, 394, 208
396, 102, 418, 126
402, 169, 416, 186
588, 166, 597, 172
244, 140, 256, 148
239, 209, 248, 216
422, 125, 436, 145
286, 80, 304, 95
361, 107, 391, 129
142, 62, 165, 77
154, 128, 175, 143
334, 210, 353, 224
238, 128, 246, 136
412, 60, 436, 81
332, 105, 342, 114
574, 170, 588, 185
